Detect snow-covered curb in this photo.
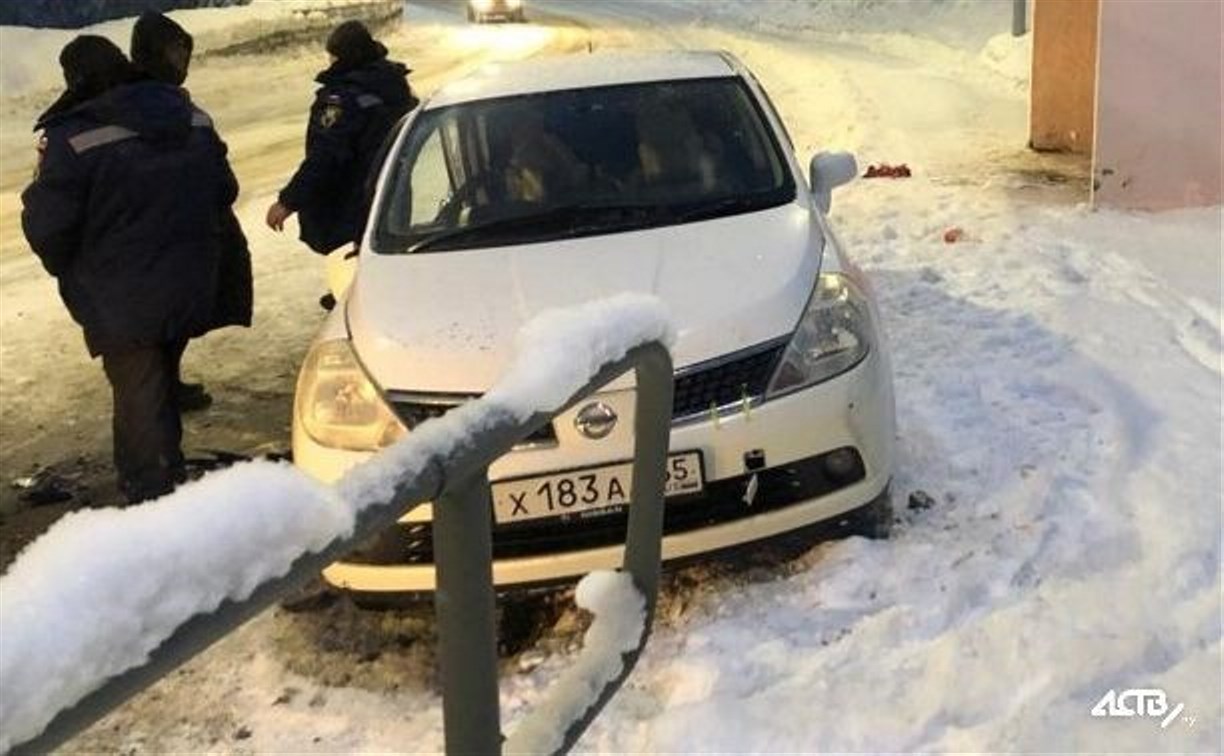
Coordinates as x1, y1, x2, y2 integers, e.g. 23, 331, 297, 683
0, 294, 672, 752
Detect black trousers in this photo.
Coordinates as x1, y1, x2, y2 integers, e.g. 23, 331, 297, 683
100, 341, 187, 502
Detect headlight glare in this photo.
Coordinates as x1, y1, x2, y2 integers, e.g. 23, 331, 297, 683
296, 339, 406, 451
766, 273, 873, 397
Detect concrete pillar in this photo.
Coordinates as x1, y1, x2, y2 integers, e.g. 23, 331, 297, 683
1029, 0, 1100, 154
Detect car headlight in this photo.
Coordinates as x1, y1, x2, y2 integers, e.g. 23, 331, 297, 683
506, 0, 522, 7
766, 272, 874, 397
295, 339, 406, 451
471, 0, 494, 11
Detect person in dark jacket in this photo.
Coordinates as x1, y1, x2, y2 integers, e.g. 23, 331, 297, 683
22, 39, 239, 504
130, 12, 253, 411
266, 20, 417, 256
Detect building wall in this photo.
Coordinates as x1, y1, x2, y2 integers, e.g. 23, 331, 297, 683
1029, 0, 1099, 154
1092, 0, 1223, 210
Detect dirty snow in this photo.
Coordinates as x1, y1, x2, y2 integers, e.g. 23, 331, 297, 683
0, 0, 1219, 753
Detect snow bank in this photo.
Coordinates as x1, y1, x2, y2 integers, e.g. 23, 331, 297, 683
693, 0, 1013, 51
654, 0, 1030, 98
0, 294, 672, 752
977, 31, 1031, 89
574, 198, 1219, 753
506, 570, 646, 755
0, 462, 348, 752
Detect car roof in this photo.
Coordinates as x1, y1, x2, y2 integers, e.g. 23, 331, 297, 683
424, 50, 740, 109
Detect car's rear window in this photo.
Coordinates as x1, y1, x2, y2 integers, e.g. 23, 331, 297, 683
373, 76, 795, 253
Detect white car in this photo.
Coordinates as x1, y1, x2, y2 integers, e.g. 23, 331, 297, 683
467, 0, 526, 23
294, 51, 896, 596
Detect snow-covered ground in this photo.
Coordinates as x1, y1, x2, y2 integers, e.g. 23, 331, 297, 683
0, 0, 1220, 753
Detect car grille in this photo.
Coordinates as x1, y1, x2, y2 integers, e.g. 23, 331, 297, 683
386, 336, 789, 439
342, 447, 866, 567
388, 395, 558, 447
672, 337, 788, 421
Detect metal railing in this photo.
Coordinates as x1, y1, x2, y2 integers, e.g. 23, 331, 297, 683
16, 341, 674, 755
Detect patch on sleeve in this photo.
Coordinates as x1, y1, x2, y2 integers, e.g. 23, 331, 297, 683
318, 102, 343, 129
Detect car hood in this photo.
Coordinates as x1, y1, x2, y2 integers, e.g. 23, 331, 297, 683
348, 202, 823, 393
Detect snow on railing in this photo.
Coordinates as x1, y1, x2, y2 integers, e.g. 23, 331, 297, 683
0, 464, 346, 753
506, 570, 647, 755
338, 293, 674, 508
0, 293, 674, 755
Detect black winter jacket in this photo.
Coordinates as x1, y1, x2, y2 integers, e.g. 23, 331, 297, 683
212, 206, 253, 331
279, 58, 416, 254
22, 81, 242, 356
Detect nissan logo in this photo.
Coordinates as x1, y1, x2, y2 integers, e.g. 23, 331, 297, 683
575, 402, 618, 439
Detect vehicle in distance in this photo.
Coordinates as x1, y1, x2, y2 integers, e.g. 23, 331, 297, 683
467, 0, 526, 23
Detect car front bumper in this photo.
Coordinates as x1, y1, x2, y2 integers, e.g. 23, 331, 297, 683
295, 346, 894, 592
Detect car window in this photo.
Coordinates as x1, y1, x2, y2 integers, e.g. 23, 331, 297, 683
409, 128, 449, 225
373, 77, 796, 253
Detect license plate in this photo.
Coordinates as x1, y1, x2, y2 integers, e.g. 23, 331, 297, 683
491, 451, 704, 524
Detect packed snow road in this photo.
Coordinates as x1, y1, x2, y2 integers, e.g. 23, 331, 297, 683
1, 0, 1219, 752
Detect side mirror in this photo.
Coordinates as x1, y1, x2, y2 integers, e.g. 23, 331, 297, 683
809, 151, 858, 212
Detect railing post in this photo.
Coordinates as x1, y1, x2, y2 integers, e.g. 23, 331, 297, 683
622, 345, 673, 612
523, 342, 674, 755
432, 470, 502, 755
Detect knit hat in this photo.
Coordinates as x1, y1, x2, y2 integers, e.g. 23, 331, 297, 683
130, 11, 193, 85
325, 20, 386, 68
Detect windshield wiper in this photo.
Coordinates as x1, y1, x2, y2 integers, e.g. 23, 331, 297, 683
673, 194, 784, 224
405, 201, 667, 254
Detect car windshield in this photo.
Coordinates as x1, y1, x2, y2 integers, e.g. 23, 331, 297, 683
373, 76, 795, 253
